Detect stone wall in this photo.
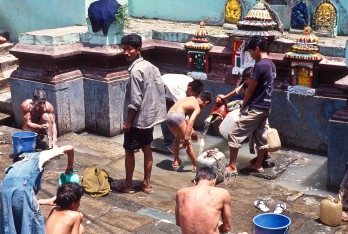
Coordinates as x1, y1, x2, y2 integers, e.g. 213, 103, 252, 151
128, 0, 348, 36
0, 0, 91, 41
194, 85, 346, 154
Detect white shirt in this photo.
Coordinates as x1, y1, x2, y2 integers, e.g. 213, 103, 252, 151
161, 74, 193, 102
38, 147, 65, 171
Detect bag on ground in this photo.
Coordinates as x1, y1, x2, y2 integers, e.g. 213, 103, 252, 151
81, 167, 110, 198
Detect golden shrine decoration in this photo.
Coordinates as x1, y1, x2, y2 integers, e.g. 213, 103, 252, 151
315, 2, 336, 32
297, 67, 310, 86
225, 0, 242, 24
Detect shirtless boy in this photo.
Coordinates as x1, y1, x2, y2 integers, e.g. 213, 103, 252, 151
167, 91, 212, 171
175, 167, 232, 234
21, 89, 58, 149
45, 183, 84, 234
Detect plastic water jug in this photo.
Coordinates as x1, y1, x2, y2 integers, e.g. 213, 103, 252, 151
319, 195, 342, 227
267, 128, 281, 152
219, 109, 240, 140
196, 148, 225, 184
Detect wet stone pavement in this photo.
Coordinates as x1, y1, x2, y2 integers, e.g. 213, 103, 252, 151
0, 125, 348, 234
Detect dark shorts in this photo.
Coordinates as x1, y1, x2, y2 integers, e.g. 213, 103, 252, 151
123, 127, 154, 150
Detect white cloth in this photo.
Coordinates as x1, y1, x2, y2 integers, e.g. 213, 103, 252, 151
161, 74, 193, 102
38, 147, 65, 171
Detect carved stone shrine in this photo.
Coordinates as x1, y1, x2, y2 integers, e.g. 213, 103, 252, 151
313, 0, 338, 37
285, 26, 324, 88
290, 0, 310, 33
184, 22, 213, 74
226, 0, 283, 75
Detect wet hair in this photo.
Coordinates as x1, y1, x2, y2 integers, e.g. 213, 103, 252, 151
121, 33, 142, 49
188, 80, 204, 94
32, 89, 46, 101
55, 183, 84, 210
245, 35, 267, 52
199, 91, 212, 104
242, 67, 253, 78
195, 167, 216, 183
240, 67, 254, 89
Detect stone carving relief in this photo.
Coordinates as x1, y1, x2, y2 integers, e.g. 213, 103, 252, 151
290, 0, 309, 30
314, 1, 337, 33
225, 0, 242, 24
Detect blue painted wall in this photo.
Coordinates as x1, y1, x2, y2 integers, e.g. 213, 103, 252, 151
128, 0, 348, 35
0, 0, 90, 41
0, 0, 128, 42
128, 0, 228, 25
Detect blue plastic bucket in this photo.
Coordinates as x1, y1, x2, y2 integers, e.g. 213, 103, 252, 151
253, 213, 291, 234
11, 131, 37, 156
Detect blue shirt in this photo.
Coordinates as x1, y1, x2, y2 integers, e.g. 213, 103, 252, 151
247, 58, 276, 109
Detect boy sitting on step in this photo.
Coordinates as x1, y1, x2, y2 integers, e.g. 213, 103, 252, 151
45, 183, 84, 234
167, 91, 212, 172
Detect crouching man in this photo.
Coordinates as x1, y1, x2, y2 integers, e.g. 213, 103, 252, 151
21, 89, 58, 149
175, 167, 232, 234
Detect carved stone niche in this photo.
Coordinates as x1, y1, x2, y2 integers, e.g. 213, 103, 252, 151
264, 0, 287, 5
313, 0, 338, 37
289, 0, 310, 34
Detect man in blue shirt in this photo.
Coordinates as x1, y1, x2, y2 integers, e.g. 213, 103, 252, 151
226, 36, 276, 176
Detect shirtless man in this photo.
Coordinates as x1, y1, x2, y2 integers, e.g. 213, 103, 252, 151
167, 91, 212, 172
21, 89, 58, 149
175, 167, 232, 234
45, 183, 84, 234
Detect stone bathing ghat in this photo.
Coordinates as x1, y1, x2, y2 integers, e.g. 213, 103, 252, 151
5, 13, 348, 192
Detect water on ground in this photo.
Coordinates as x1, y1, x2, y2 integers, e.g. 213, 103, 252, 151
87, 124, 337, 197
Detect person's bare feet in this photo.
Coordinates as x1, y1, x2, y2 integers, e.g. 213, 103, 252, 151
342, 211, 348, 222
172, 159, 182, 169
225, 166, 237, 174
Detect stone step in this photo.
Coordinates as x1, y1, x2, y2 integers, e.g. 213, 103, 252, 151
0, 54, 18, 73
0, 42, 16, 56
0, 91, 12, 115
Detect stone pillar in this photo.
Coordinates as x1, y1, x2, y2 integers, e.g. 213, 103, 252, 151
9, 29, 86, 136
328, 75, 348, 191
9, 26, 131, 137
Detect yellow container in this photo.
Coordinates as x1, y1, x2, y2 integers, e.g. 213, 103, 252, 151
267, 128, 281, 152
319, 195, 342, 227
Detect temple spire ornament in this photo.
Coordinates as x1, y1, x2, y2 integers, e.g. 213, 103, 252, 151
184, 22, 213, 74
285, 26, 324, 88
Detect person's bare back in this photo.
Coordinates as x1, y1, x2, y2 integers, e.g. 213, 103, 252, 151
45, 207, 84, 234
169, 96, 200, 117
175, 167, 231, 234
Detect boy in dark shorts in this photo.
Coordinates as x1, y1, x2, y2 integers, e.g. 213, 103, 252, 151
111, 33, 166, 194
167, 91, 212, 172
45, 183, 84, 234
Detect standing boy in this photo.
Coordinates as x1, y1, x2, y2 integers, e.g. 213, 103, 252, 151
45, 183, 84, 234
161, 74, 204, 153
175, 167, 232, 234
111, 33, 166, 194
167, 91, 212, 172
226, 35, 276, 175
